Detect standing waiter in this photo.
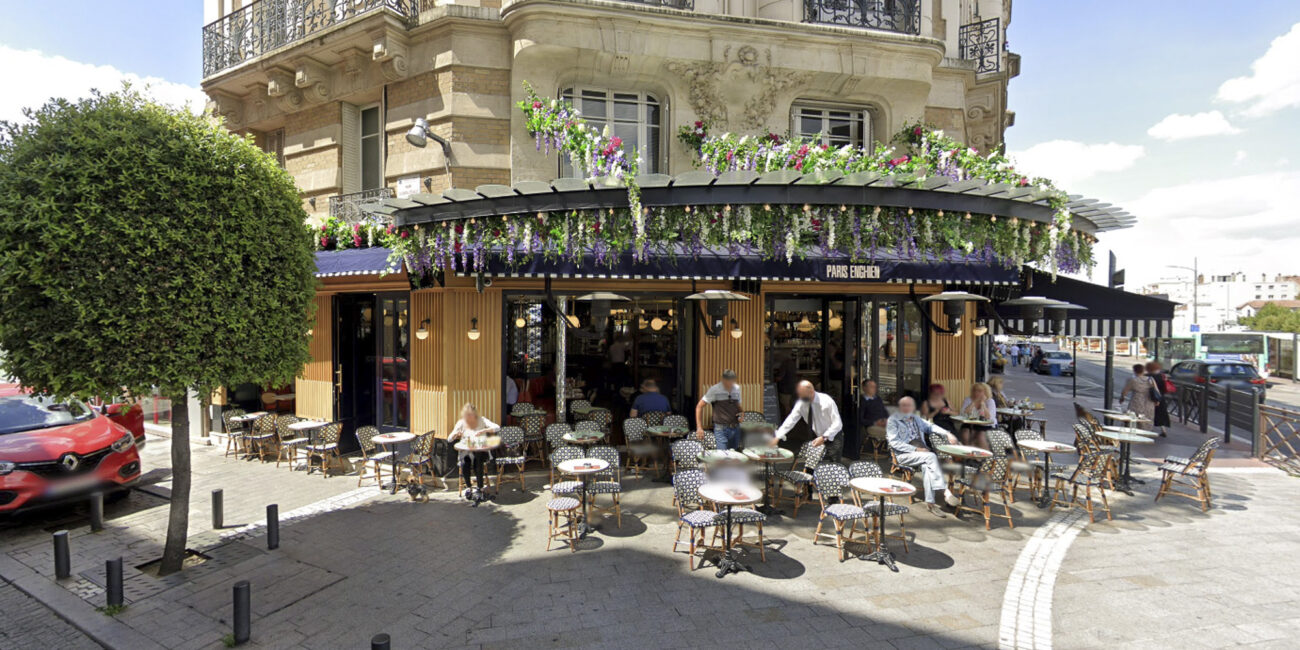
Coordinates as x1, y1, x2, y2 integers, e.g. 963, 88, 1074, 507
774, 380, 844, 463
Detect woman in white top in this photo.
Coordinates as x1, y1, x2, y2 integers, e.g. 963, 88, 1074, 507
958, 382, 997, 448
448, 403, 499, 499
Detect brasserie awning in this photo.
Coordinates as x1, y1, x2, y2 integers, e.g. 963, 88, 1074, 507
314, 247, 397, 278
987, 269, 1177, 338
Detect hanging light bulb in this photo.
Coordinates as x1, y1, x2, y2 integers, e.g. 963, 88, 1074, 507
650, 317, 666, 331
515, 316, 526, 328
829, 315, 843, 331
467, 317, 481, 341
729, 318, 743, 339
566, 314, 581, 328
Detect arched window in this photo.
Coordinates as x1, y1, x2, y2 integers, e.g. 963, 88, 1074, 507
790, 102, 874, 149
559, 88, 663, 176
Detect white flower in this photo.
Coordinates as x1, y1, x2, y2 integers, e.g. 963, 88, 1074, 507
550, 99, 557, 109
963, 241, 974, 254
933, 130, 944, 139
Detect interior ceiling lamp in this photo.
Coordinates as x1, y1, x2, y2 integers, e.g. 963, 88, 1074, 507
467, 317, 481, 341
415, 318, 431, 341
919, 291, 991, 335
650, 317, 666, 331
796, 315, 816, 332
998, 296, 1078, 336
828, 313, 843, 332
515, 316, 527, 328
574, 292, 630, 332
685, 290, 750, 338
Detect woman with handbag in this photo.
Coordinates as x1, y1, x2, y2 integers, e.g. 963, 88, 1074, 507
1146, 361, 1172, 437
1118, 363, 1157, 431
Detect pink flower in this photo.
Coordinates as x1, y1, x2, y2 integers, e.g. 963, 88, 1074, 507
913, 126, 922, 136
352, 223, 361, 233
454, 224, 464, 234
797, 145, 810, 156
694, 120, 703, 128
1018, 177, 1030, 186
400, 231, 410, 239
889, 156, 910, 167
320, 236, 329, 247
726, 151, 734, 161
353, 234, 363, 247
610, 136, 623, 149
532, 101, 543, 109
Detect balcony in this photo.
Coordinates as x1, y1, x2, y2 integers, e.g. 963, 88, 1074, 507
329, 188, 395, 224
803, 0, 921, 35
618, 0, 695, 8
202, 0, 419, 78
959, 17, 1001, 74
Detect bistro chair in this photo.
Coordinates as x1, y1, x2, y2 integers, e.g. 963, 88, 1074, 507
546, 423, 573, 460
306, 422, 342, 478
739, 411, 766, 424
812, 464, 871, 562
568, 399, 591, 424
219, 408, 247, 459
952, 457, 1015, 530
588, 407, 613, 435
274, 415, 309, 470
887, 446, 915, 482
642, 411, 666, 427
1049, 451, 1112, 523
401, 432, 443, 491
520, 411, 548, 466
354, 425, 393, 487
663, 414, 689, 431
775, 440, 826, 518
1074, 403, 1104, 432
725, 500, 768, 564
986, 429, 1016, 458
587, 445, 623, 528
847, 461, 910, 550
671, 469, 722, 571
1155, 438, 1219, 511
546, 496, 581, 553
510, 402, 535, 417
670, 439, 704, 474
575, 420, 603, 435
1072, 424, 1119, 488
495, 426, 529, 492
622, 417, 659, 478
926, 432, 963, 480
1008, 429, 1066, 501
699, 429, 718, 451
247, 414, 279, 462
548, 446, 584, 497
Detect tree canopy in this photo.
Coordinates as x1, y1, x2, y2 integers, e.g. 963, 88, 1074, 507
1241, 303, 1300, 333
0, 88, 316, 400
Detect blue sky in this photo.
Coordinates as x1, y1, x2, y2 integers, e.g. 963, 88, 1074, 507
1, 1, 1298, 287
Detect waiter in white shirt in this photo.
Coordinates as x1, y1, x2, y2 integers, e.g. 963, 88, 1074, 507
774, 381, 844, 463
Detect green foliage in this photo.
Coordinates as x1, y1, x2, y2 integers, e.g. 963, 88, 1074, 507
1241, 303, 1300, 333
0, 88, 317, 401
97, 604, 128, 616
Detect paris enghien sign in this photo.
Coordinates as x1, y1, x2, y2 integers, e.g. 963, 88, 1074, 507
824, 263, 881, 281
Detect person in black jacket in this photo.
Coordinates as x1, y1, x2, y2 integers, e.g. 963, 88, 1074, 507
1146, 361, 1171, 437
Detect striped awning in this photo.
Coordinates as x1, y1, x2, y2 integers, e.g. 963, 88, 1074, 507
314, 247, 397, 278
991, 317, 1171, 339
986, 269, 1175, 339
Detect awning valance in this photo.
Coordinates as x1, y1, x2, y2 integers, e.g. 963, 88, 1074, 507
989, 269, 1176, 338
314, 247, 397, 278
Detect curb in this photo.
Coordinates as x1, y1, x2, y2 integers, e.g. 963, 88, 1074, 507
0, 553, 166, 650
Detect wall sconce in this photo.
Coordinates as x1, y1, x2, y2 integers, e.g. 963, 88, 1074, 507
467, 317, 481, 341
306, 327, 314, 337
423, 177, 432, 191
308, 197, 316, 209
729, 318, 743, 339
685, 290, 749, 338
972, 319, 989, 337
415, 318, 431, 340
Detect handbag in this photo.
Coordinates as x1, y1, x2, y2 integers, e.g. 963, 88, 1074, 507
1162, 375, 1176, 394
1147, 378, 1162, 403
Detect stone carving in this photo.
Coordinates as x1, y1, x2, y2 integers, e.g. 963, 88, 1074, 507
666, 46, 809, 132
664, 60, 727, 127
207, 90, 243, 127
742, 69, 807, 131
736, 45, 759, 66
266, 69, 294, 98
372, 30, 409, 82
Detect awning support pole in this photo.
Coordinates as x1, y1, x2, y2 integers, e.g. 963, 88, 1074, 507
1103, 336, 1115, 409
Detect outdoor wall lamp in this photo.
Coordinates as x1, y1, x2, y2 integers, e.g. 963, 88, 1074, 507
405, 117, 454, 162
467, 317, 481, 341
415, 318, 431, 340
917, 290, 991, 335
685, 290, 750, 338
729, 318, 743, 339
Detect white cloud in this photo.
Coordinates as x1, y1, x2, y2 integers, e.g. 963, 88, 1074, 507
1234, 150, 1248, 164
1146, 110, 1240, 141
1217, 22, 1300, 117
1008, 140, 1146, 187
0, 46, 206, 124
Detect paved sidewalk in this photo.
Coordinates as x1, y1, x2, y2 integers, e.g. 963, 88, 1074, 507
0, 578, 99, 650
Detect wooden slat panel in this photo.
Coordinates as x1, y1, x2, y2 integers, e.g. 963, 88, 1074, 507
411, 387, 446, 437
696, 295, 764, 426
303, 294, 332, 382
440, 290, 502, 434
295, 378, 333, 420
410, 290, 444, 436
929, 302, 974, 401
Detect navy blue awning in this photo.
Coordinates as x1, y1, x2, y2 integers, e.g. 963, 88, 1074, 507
459, 246, 1018, 286
990, 269, 1176, 338
314, 247, 398, 278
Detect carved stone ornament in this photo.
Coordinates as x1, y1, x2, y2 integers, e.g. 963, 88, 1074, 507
266, 69, 294, 98
666, 46, 809, 131
663, 60, 727, 127
207, 91, 243, 127
371, 30, 409, 82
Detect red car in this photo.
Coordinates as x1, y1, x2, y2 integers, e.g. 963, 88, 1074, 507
0, 383, 142, 514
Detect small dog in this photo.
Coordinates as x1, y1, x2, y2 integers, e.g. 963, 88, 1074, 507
405, 481, 429, 502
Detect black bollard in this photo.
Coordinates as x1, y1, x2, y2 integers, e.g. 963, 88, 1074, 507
371, 633, 391, 650
212, 489, 224, 529
266, 504, 279, 550
232, 580, 251, 645
53, 530, 71, 580
89, 492, 104, 532
105, 557, 124, 608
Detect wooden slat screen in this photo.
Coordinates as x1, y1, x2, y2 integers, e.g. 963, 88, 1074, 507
696, 294, 764, 427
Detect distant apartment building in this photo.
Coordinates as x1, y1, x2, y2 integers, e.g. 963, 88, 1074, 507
1141, 272, 1300, 334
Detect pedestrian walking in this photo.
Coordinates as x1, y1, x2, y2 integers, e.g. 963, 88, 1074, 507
1118, 363, 1157, 430
1146, 361, 1171, 437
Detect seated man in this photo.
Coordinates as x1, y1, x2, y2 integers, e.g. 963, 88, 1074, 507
629, 378, 670, 419
886, 396, 959, 518
858, 379, 889, 454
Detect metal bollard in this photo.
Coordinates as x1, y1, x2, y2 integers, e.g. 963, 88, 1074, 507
53, 530, 71, 580
105, 557, 124, 608
266, 504, 279, 550
212, 489, 224, 529
371, 633, 392, 650
232, 580, 251, 645
89, 492, 104, 532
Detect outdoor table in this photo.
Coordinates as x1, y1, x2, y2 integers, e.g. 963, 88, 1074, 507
697, 482, 763, 578
1093, 429, 1154, 493
1100, 425, 1158, 438
740, 421, 774, 433
1098, 411, 1151, 427
697, 449, 747, 466
1017, 439, 1077, 508
647, 425, 689, 482
849, 477, 916, 572
742, 446, 793, 515
286, 419, 326, 472
934, 443, 993, 479
454, 435, 501, 504
562, 431, 604, 446
373, 431, 415, 494
557, 457, 609, 537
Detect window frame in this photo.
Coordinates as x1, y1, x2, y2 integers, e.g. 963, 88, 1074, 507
359, 103, 384, 191
558, 87, 663, 176
789, 101, 875, 149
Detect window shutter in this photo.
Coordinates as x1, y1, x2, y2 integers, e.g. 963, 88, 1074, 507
340, 102, 361, 195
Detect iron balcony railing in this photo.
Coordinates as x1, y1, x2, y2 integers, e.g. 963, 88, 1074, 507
618, 0, 695, 8
803, 0, 921, 35
202, 0, 419, 78
958, 17, 1001, 74
329, 188, 394, 224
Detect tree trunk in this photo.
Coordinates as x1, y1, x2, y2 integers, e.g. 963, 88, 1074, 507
159, 392, 191, 576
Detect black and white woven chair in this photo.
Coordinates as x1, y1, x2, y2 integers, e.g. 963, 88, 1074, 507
218, 408, 246, 459
575, 420, 603, 435
568, 399, 592, 424
1008, 428, 1066, 500
587, 445, 623, 528
846, 461, 911, 550
1049, 451, 1112, 522
672, 469, 721, 570
663, 414, 689, 431
952, 456, 1015, 529
812, 464, 871, 561
546, 423, 573, 461
305, 422, 342, 478
354, 425, 394, 487
1155, 437, 1219, 511
775, 440, 825, 517
739, 411, 766, 423
546, 496, 581, 553
520, 411, 547, 465
495, 426, 528, 492
247, 414, 279, 462
274, 415, 308, 470
548, 446, 584, 497
927, 432, 964, 480
588, 408, 613, 435
642, 411, 666, 427
623, 417, 659, 478
670, 439, 704, 474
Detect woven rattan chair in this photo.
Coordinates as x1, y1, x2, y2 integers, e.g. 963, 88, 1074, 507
306, 422, 342, 478
520, 411, 547, 465
495, 426, 529, 492
246, 414, 279, 462
1010, 428, 1068, 499
775, 440, 826, 517
549, 446, 584, 497
354, 425, 394, 487
623, 417, 659, 477
663, 414, 689, 431
401, 432, 443, 491
952, 457, 1015, 529
274, 415, 308, 470
671, 469, 721, 570
587, 445, 623, 527
1155, 438, 1219, 511
219, 408, 247, 459
670, 439, 704, 474
1049, 451, 1112, 522
812, 464, 870, 561
739, 411, 766, 423
642, 411, 666, 427
845, 461, 911, 552
546, 423, 573, 460
546, 497, 581, 553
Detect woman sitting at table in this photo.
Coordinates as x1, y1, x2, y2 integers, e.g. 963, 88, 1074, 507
958, 382, 997, 448
448, 403, 499, 499
920, 383, 957, 435
987, 376, 1025, 431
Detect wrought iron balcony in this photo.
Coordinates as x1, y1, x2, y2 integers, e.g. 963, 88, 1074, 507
959, 17, 1001, 74
617, 0, 695, 8
202, 0, 419, 78
329, 188, 395, 224
803, 0, 921, 35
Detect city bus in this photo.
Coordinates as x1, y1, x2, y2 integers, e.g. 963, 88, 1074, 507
1195, 332, 1270, 376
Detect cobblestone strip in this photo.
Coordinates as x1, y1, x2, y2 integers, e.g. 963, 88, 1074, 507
216, 486, 381, 543
999, 508, 1087, 650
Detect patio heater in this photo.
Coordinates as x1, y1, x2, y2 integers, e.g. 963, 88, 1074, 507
574, 292, 630, 333
1044, 302, 1088, 336
997, 296, 1072, 336
684, 290, 750, 338
917, 291, 990, 335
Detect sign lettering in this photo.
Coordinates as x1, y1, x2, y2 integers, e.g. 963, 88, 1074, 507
823, 264, 881, 281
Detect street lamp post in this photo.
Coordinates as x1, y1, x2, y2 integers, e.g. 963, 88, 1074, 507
1167, 257, 1199, 330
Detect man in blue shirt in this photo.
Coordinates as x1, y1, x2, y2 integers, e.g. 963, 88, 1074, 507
630, 379, 670, 418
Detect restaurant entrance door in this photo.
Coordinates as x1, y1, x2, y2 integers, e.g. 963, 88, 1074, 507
334, 292, 410, 452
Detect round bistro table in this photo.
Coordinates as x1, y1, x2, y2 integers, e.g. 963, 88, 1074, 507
285, 419, 326, 472
373, 432, 415, 494
697, 482, 763, 578
557, 457, 609, 537
1093, 429, 1154, 493
454, 436, 501, 504
646, 426, 688, 482
848, 477, 917, 572
1017, 439, 1077, 507
742, 446, 794, 515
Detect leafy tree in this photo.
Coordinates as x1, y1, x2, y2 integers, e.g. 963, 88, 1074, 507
0, 89, 316, 574
1241, 303, 1300, 333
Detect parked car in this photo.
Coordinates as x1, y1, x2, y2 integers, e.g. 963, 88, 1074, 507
1032, 350, 1075, 376
0, 383, 142, 514
1168, 360, 1267, 403
92, 399, 145, 450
